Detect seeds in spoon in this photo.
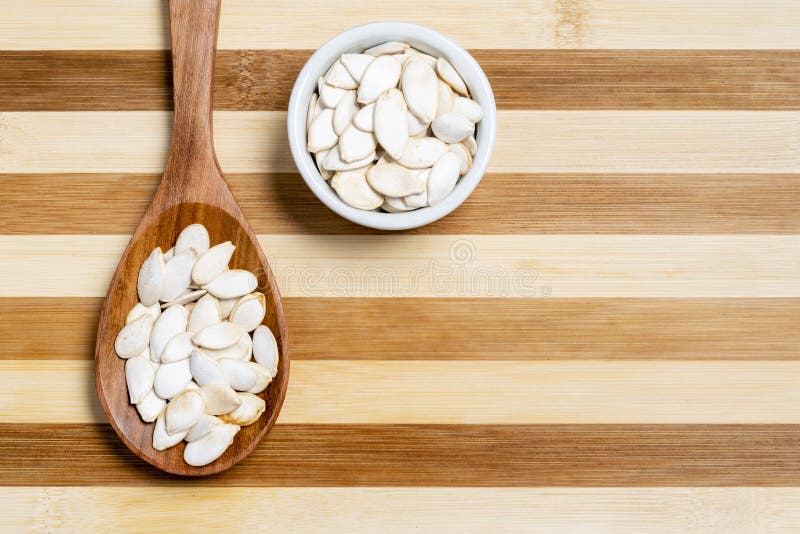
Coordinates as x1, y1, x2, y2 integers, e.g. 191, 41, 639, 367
115, 314, 154, 359
125, 356, 155, 404
187, 293, 220, 333
149, 304, 189, 362
175, 223, 210, 256
160, 331, 196, 363
165, 389, 205, 434
253, 325, 279, 377
205, 333, 252, 361
229, 293, 266, 333
137, 248, 166, 306
200, 384, 241, 415
218, 358, 258, 391
247, 362, 273, 394
193, 321, 245, 350
153, 409, 188, 451
160, 288, 207, 309
203, 270, 258, 300
190, 350, 227, 387
154, 359, 192, 400
183, 423, 240, 467
126, 302, 160, 325
219, 393, 265, 426
192, 241, 235, 286
159, 249, 197, 302
185, 414, 223, 443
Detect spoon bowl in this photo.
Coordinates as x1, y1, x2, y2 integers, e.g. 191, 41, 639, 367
94, 0, 289, 476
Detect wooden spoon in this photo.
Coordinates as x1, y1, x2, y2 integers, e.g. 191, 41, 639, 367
94, 0, 289, 476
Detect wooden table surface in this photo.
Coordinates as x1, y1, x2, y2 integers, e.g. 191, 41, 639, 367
1, 1, 800, 531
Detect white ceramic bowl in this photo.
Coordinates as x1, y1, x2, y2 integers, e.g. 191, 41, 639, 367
287, 21, 497, 231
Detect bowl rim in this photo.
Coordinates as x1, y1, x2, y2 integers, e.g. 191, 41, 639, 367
287, 21, 497, 231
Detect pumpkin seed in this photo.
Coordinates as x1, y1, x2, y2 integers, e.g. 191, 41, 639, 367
357, 56, 401, 104
165, 389, 204, 434
175, 224, 210, 257
190, 349, 227, 386
135, 389, 165, 422
247, 362, 273, 394
339, 124, 377, 163
432, 112, 474, 143
427, 151, 461, 206
331, 171, 384, 210
160, 331, 196, 363
396, 137, 448, 169
205, 333, 252, 361
125, 356, 155, 404
192, 241, 235, 286
229, 293, 266, 333
463, 135, 478, 156
153, 409, 188, 450
193, 321, 245, 350
449, 142, 472, 175
252, 325, 279, 377
325, 60, 358, 89
200, 384, 241, 415
185, 414, 223, 443
323, 144, 376, 172
373, 88, 409, 159
218, 298, 237, 320
436, 80, 455, 118
163, 247, 175, 261
307, 92, 320, 131
115, 314, 153, 359
137, 247, 166, 306
149, 304, 189, 362
407, 111, 429, 136
333, 91, 358, 135
154, 359, 192, 400
183, 423, 239, 467
404, 169, 430, 208
367, 163, 425, 197
219, 393, 265, 426
406, 51, 438, 67
307, 108, 338, 152
318, 79, 349, 108
352, 103, 375, 132
382, 196, 414, 212
203, 270, 258, 300
341, 53, 374, 82
218, 358, 258, 391
126, 302, 161, 325
159, 249, 197, 302
364, 41, 409, 56
160, 288, 207, 308
402, 60, 438, 123
315, 147, 333, 180
452, 96, 483, 123
436, 57, 469, 96
187, 293, 220, 333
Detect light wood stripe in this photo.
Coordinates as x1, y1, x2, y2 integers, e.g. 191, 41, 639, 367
5, 173, 800, 235
3, 487, 800, 532
6, 297, 800, 360
6, 297, 799, 361
1, 111, 798, 174
3, 50, 798, 111
3, 360, 800, 424
2, 234, 798, 298
2, 424, 800, 486
2, 1, 798, 50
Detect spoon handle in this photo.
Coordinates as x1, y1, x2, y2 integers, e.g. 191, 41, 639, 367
163, 0, 223, 199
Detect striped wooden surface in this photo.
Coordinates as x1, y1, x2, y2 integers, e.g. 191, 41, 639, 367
1, 1, 799, 531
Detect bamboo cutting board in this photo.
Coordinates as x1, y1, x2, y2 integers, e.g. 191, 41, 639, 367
1, 1, 800, 531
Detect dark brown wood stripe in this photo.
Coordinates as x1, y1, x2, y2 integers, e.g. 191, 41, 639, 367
3, 173, 799, 235
1, 424, 798, 486
1, 50, 797, 111
3, 297, 798, 361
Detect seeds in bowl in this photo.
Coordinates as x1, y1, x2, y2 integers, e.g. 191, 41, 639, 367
307, 42, 483, 213
114, 223, 279, 467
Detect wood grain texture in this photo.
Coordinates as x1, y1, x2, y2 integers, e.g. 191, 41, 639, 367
2, 50, 798, 111
4, 297, 800, 361
4, 360, 800, 424
3, 234, 799, 298
4, 173, 800, 235
2, 424, 800, 486
2, 111, 798, 173
4, 487, 800, 532
92, 0, 289, 476
2, 1, 798, 50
